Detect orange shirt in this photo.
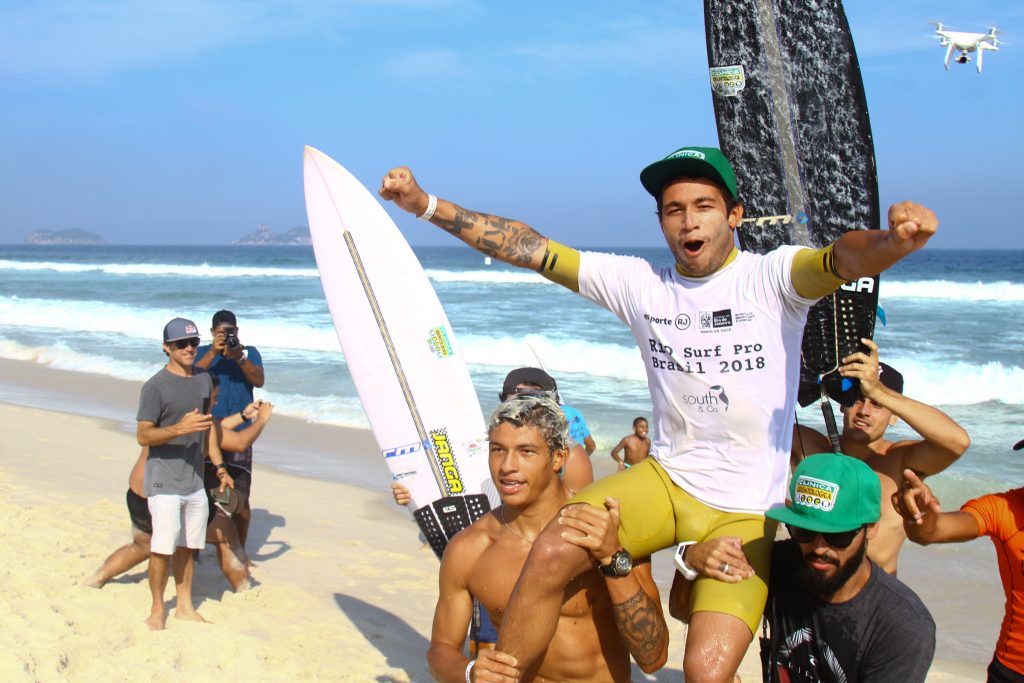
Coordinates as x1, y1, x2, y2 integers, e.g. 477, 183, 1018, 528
963, 488, 1024, 675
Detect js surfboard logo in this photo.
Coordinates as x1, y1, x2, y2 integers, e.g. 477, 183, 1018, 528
709, 65, 746, 96
739, 212, 809, 229
430, 429, 465, 494
794, 476, 839, 511
840, 277, 875, 294
427, 326, 455, 359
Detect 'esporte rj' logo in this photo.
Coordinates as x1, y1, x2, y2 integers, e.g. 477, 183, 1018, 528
794, 476, 840, 511
668, 149, 706, 161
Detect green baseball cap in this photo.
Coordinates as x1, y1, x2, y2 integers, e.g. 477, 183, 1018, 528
639, 146, 738, 200
765, 453, 881, 533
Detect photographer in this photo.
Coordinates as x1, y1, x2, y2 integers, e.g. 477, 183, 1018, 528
194, 309, 265, 549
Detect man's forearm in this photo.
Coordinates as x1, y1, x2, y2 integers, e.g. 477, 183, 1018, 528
832, 229, 914, 281
429, 199, 548, 269
871, 389, 970, 461
239, 358, 264, 387
608, 583, 669, 672
426, 641, 473, 683
137, 424, 180, 447
194, 348, 217, 370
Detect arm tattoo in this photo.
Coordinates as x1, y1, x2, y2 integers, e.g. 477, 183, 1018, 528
431, 204, 542, 266
612, 588, 667, 670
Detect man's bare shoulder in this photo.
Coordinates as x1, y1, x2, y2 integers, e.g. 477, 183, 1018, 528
444, 511, 501, 561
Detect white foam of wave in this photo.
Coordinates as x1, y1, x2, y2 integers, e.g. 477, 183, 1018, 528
878, 356, 1024, 406
883, 280, 1024, 303
254, 390, 370, 429
0, 257, 548, 285
459, 333, 647, 382
0, 338, 372, 428
0, 296, 342, 353
424, 268, 549, 285
0, 339, 159, 382
0, 259, 319, 279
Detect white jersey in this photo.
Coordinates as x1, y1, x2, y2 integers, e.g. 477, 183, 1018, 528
578, 247, 815, 513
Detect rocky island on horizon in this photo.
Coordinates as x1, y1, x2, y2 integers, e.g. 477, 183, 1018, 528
234, 224, 311, 246
24, 229, 106, 245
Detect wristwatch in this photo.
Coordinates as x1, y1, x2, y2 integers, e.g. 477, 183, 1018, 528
598, 549, 633, 577
674, 541, 699, 581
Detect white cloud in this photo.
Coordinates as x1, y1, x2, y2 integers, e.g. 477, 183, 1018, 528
512, 17, 704, 77
0, 0, 468, 82
379, 49, 468, 80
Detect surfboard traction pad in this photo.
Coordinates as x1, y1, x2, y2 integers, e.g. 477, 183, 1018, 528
415, 494, 492, 560
705, 0, 879, 405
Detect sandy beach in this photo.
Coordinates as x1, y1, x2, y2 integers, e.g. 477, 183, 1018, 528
0, 357, 995, 681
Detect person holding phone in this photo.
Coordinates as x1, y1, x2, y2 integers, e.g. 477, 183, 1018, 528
195, 309, 265, 550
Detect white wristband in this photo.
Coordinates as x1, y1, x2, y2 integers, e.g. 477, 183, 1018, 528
418, 193, 438, 221
673, 541, 699, 581
465, 659, 475, 683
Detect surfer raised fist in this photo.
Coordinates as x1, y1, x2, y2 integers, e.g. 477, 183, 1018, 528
379, 166, 430, 217
887, 201, 938, 252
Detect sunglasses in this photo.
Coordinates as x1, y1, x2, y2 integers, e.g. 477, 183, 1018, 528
173, 338, 200, 349
786, 523, 863, 549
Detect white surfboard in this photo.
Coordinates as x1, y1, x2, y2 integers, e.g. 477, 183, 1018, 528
303, 146, 496, 558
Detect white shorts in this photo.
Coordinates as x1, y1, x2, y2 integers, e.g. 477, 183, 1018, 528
148, 488, 209, 555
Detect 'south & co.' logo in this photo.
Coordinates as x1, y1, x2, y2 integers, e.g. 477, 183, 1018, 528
680, 385, 730, 413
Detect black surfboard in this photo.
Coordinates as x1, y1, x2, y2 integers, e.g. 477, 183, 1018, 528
704, 0, 879, 406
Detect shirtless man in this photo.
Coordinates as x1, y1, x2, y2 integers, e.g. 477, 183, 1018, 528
610, 418, 651, 472
428, 394, 667, 682
792, 338, 969, 573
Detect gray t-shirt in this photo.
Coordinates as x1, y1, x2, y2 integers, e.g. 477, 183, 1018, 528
137, 368, 212, 496
765, 539, 936, 682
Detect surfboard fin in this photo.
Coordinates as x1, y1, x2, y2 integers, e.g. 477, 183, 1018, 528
876, 305, 887, 327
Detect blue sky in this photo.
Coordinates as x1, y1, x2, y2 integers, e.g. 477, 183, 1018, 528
0, 0, 1020, 248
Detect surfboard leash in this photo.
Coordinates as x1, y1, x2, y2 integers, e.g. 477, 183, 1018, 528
818, 384, 842, 454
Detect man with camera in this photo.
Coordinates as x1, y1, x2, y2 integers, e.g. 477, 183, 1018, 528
195, 309, 265, 549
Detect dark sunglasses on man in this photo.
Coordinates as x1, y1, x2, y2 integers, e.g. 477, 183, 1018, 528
786, 523, 864, 549
173, 338, 200, 350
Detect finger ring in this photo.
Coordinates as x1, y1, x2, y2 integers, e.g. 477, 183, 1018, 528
720, 562, 730, 574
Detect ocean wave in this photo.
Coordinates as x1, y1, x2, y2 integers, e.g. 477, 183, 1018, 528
0, 339, 159, 383
458, 333, 648, 381
883, 280, 1024, 303
424, 268, 549, 285
0, 259, 319, 279
0, 295, 342, 352
253, 390, 371, 429
877, 357, 1024, 407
